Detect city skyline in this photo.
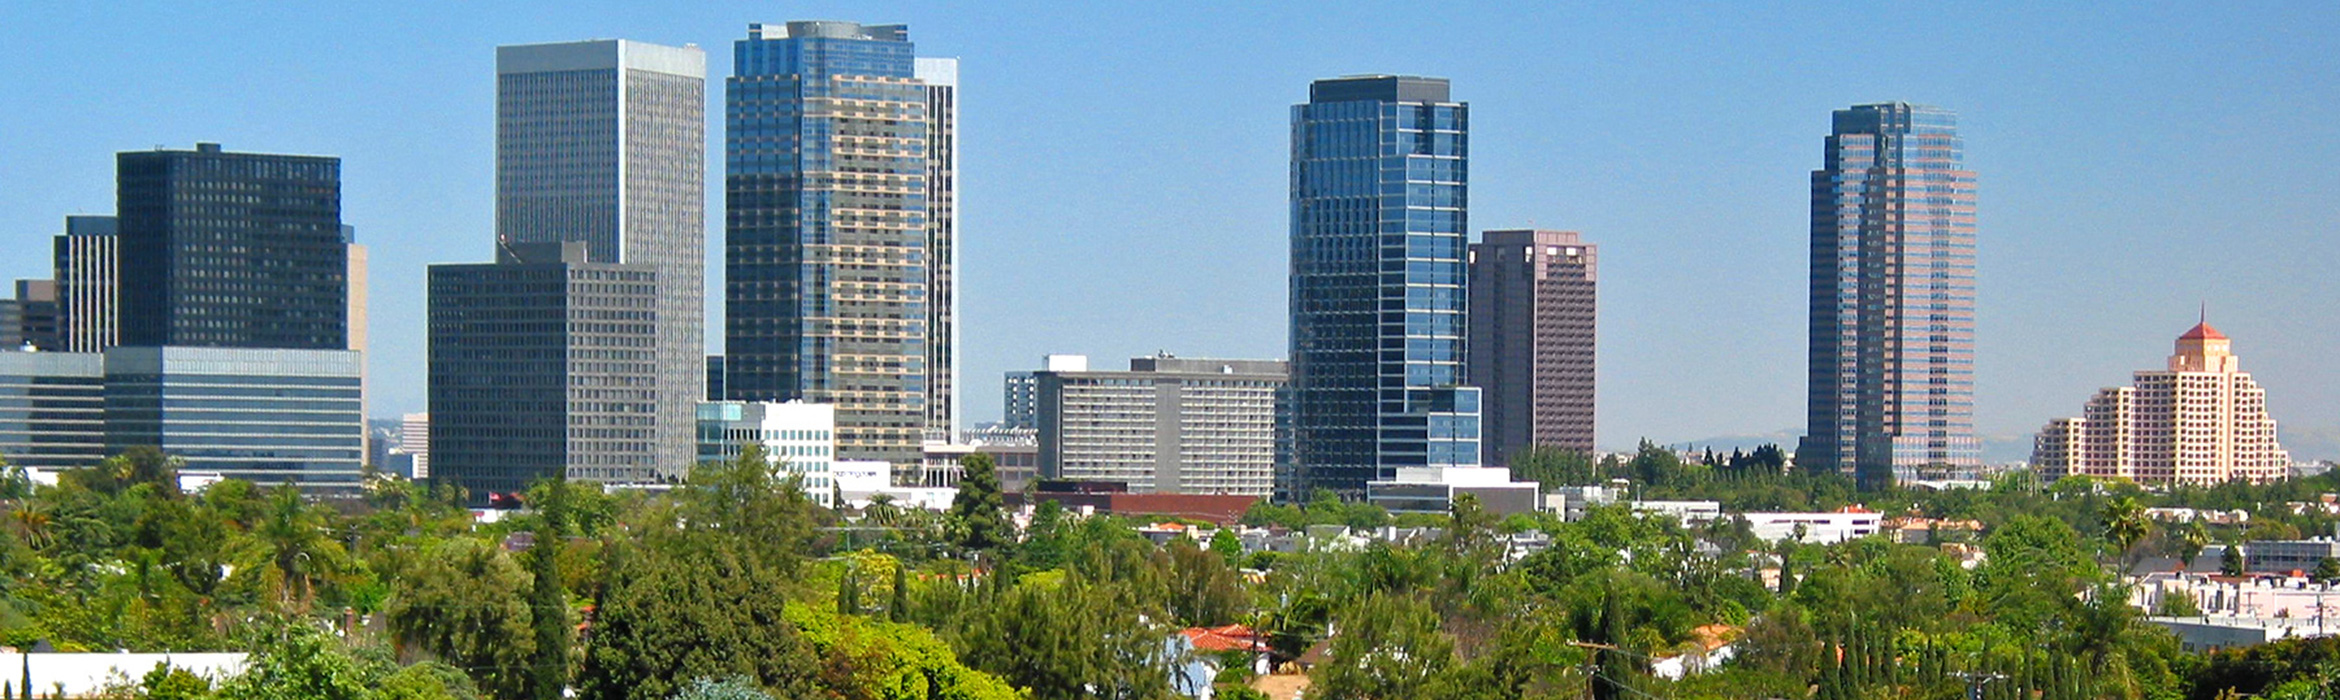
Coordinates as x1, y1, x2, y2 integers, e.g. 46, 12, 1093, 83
1, 4, 2333, 459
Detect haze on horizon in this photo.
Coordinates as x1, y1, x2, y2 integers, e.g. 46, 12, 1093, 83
0, 2, 2331, 459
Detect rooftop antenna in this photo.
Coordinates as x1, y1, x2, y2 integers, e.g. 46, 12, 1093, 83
2199, 300, 2207, 325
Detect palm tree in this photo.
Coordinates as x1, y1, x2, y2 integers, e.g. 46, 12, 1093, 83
864, 493, 903, 529
2101, 497, 2150, 574
8, 505, 52, 550
2170, 520, 2210, 570
236, 485, 351, 612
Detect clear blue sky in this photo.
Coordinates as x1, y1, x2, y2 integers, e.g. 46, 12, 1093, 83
2, 2, 2333, 458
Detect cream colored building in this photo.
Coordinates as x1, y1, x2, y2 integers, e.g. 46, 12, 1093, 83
2033, 322, 2290, 485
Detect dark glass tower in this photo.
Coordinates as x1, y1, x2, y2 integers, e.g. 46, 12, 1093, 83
116, 143, 346, 350
429, 243, 662, 499
1287, 75, 1480, 498
1798, 103, 1979, 488
725, 21, 955, 464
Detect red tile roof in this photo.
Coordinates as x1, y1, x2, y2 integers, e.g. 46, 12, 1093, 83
2180, 322, 2227, 340
1182, 624, 1266, 652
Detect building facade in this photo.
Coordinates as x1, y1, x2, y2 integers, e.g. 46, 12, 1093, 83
1288, 75, 1480, 498
399, 412, 429, 480
724, 21, 956, 465
697, 400, 837, 506
1004, 354, 1087, 431
0, 352, 106, 470
916, 57, 960, 438
496, 39, 706, 488
0, 281, 61, 351
1467, 229, 1597, 464
705, 355, 725, 401
1798, 103, 1980, 488
428, 243, 663, 499
53, 215, 119, 353
1035, 356, 1286, 496
116, 143, 347, 350
102, 347, 365, 488
2031, 322, 2290, 485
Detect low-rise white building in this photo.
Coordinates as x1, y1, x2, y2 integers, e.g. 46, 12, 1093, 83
1366, 467, 1541, 515
697, 401, 836, 506
834, 459, 955, 511
1742, 508, 1882, 544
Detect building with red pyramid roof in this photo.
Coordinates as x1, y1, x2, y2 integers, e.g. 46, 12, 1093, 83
2033, 318, 2290, 485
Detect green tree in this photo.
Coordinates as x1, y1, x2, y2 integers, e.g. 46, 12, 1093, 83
213, 621, 378, 700
1507, 447, 1598, 490
139, 663, 213, 700
1165, 538, 1244, 627
384, 537, 536, 699
2314, 557, 2340, 585
888, 562, 910, 623
230, 484, 354, 613
577, 540, 820, 700
2170, 519, 2211, 569
1209, 528, 1243, 567
948, 453, 1010, 554
676, 445, 824, 575
379, 662, 484, 700
2222, 542, 2247, 576
1310, 592, 1454, 700
526, 476, 577, 700
2102, 496, 2151, 573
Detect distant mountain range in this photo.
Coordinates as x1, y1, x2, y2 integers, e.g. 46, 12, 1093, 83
1620, 425, 2340, 466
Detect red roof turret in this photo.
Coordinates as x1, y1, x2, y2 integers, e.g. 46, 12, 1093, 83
2179, 322, 2227, 341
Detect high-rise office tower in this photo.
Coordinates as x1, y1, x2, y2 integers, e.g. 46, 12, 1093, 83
54, 215, 119, 353
1288, 75, 1481, 498
917, 57, 961, 439
1467, 229, 1597, 464
430, 243, 662, 497
1798, 103, 1979, 488
725, 21, 956, 464
116, 143, 347, 350
494, 39, 705, 478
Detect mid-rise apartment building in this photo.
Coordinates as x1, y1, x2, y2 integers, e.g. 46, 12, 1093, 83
1036, 355, 1285, 495
2032, 321, 2290, 485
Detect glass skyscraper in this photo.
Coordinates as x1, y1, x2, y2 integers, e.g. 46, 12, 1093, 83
725, 21, 957, 464
116, 144, 347, 350
1287, 75, 1480, 498
1799, 103, 1979, 488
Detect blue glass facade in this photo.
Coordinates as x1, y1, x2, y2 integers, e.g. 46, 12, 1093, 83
726, 22, 936, 464
1288, 76, 1480, 498
101, 347, 365, 489
1800, 103, 1980, 488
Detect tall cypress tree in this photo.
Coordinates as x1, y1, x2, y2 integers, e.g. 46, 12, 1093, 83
889, 562, 910, 622
526, 475, 573, 700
